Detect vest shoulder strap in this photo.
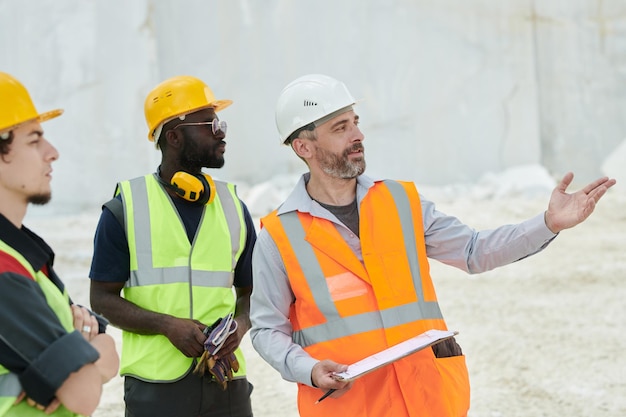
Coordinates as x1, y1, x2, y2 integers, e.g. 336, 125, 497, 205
0, 249, 34, 279
103, 197, 124, 227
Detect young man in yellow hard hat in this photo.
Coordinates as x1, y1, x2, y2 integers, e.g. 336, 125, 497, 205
0, 71, 119, 416
89, 75, 255, 417
249, 74, 617, 417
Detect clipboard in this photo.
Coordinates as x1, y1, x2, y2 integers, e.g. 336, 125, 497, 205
332, 329, 458, 382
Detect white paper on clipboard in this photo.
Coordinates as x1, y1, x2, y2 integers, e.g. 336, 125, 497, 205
332, 329, 458, 382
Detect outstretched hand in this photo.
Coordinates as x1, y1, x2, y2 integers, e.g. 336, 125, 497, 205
544, 172, 616, 234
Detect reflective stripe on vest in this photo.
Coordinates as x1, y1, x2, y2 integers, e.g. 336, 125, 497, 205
0, 242, 79, 417
118, 174, 247, 381
278, 180, 443, 348
0, 373, 21, 416
127, 175, 242, 288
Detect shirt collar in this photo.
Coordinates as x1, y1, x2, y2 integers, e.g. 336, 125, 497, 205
277, 172, 380, 216
0, 213, 54, 273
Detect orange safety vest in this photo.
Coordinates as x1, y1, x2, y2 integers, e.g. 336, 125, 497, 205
261, 180, 470, 417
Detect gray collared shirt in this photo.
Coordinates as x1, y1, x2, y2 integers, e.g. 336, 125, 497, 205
250, 173, 556, 386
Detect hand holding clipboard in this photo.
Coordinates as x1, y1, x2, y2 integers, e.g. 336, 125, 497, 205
315, 329, 458, 404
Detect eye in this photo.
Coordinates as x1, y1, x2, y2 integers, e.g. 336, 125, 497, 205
29, 132, 44, 145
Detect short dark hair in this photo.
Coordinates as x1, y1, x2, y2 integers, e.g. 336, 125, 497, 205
284, 122, 315, 145
0, 131, 14, 156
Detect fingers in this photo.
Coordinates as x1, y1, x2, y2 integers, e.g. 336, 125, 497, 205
214, 331, 242, 359
184, 333, 206, 358
169, 319, 206, 357
557, 173, 615, 201
26, 397, 46, 411
329, 380, 354, 399
581, 176, 612, 195
86, 314, 98, 339
71, 305, 98, 341
20, 395, 59, 413
193, 320, 207, 333
311, 360, 349, 389
588, 184, 608, 202
13, 391, 25, 405
556, 172, 574, 193
44, 398, 61, 414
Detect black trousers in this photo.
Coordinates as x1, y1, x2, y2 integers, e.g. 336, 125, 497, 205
124, 372, 253, 417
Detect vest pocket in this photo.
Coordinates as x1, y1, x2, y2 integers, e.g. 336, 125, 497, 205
326, 271, 370, 301
433, 355, 471, 417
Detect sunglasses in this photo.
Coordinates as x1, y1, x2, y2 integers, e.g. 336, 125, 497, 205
176, 118, 227, 135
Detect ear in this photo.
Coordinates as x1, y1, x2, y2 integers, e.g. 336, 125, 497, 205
165, 128, 183, 149
291, 137, 313, 159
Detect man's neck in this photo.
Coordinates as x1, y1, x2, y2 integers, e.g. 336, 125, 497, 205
305, 173, 357, 206
0, 194, 26, 228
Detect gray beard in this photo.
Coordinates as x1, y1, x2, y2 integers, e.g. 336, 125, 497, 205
316, 146, 366, 179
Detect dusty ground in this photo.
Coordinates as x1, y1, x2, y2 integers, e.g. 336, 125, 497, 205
28, 190, 625, 417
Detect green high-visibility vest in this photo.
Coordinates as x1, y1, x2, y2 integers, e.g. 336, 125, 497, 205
0, 240, 82, 417
118, 174, 247, 382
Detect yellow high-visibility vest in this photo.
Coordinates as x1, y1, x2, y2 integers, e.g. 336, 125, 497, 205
0, 240, 81, 417
118, 174, 247, 382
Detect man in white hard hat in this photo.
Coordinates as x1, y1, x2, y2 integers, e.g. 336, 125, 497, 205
89, 75, 255, 417
0, 72, 119, 416
249, 74, 617, 417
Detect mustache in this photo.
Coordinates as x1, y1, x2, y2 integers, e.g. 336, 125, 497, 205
344, 143, 364, 156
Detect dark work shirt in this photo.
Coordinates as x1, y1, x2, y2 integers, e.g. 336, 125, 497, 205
0, 214, 100, 406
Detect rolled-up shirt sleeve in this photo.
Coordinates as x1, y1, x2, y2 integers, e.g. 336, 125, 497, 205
420, 195, 557, 273
0, 272, 100, 406
249, 230, 318, 386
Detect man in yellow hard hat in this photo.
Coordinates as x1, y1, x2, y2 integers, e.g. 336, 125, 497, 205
89, 75, 255, 417
0, 71, 119, 416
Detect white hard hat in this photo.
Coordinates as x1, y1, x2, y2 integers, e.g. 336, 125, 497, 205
275, 74, 356, 144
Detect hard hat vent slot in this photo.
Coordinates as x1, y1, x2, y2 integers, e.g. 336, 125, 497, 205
303, 100, 318, 107
153, 91, 172, 104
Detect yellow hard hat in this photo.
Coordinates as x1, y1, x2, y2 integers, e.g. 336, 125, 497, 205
144, 75, 232, 141
0, 72, 63, 135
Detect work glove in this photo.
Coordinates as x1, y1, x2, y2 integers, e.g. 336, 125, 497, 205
431, 336, 463, 358
193, 313, 240, 389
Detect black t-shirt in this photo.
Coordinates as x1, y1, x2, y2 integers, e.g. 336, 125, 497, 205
89, 194, 256, 287
315, 198, 360, 237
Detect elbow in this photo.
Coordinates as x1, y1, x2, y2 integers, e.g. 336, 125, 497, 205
92, 334, 120, 383
249, 327, 260, 350
56, 367, 104, 416
89, 293, 108, 317
63, 387, 102, 416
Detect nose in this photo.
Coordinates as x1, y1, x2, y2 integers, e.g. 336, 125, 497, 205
214, 130, 226, 140
351, 123, 364, 142
45, 138, 59, 161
